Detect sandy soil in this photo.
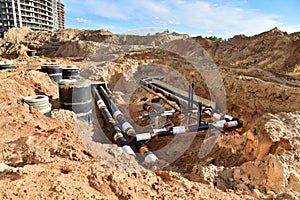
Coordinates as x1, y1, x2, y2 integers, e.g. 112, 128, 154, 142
0, 27, 299, 199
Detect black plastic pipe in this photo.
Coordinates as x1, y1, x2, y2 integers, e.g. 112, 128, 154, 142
135, 124, 210, 142
92, 86, 135, 156
99, 86, 158, 163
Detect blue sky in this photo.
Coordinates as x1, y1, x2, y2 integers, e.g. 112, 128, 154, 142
62, 0, 300, 38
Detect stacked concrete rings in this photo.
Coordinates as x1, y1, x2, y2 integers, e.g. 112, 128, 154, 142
41, 63, 62, 83
22, 95, 52, 117
59, 79, 92, 124
62, 65, 79, 80
0, 60, 16, 70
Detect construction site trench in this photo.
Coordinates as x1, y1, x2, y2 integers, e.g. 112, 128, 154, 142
79, 39, 300, 196
0, 27, 299, 199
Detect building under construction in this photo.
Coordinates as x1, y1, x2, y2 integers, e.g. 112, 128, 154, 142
0, 0, 65, 35
57, 0, 64, 30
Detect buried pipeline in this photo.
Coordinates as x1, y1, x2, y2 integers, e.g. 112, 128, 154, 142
91, 77, 243, 163
92, 85, 158, 163
92, 86, 136, 156
139, 77, 243, 130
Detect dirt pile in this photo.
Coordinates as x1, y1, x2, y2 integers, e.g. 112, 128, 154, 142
0, 65, 249, 199
78, 28, 300, 198
0, 27, 300, 199
194, 27, 300, 75
0, 27, 113, 59
0, 27, 189, 60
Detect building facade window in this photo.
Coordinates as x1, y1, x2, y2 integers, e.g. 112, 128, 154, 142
0, 0, 65, 34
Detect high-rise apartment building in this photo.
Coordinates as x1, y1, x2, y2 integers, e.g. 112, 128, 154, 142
0, 0, 65, 35
57, 0, 64, 30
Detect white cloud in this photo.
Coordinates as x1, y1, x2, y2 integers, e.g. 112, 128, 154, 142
101, 25, 117, 30
152, 17, 170, 26
75, 18, 88, 24
63, 0, 299, 37
278, 24, 300, 34
163, 1, 282, 37
123, 27, 166, 35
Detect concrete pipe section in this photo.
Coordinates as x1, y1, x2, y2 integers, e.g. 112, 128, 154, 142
59, 79, 92, 124
26, 50, 37, 57
0, 60, 16, 70
41, 63, 62, 83
62, 65, 79, 80
22, 95, 52, 117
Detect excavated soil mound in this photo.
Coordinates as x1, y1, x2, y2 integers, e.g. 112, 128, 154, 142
0, 64, 250, 200
0, 27, 300, 199
79, 28, 300, 198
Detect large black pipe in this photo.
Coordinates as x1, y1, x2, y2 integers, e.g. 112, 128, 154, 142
141, 78, 242, 128
99, 86, 158, 163
92, 86, 135, 156
140, 78, 216, 109
140, 100, 199, 122
135, 124, 210, 142
135, 114, 244, 142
